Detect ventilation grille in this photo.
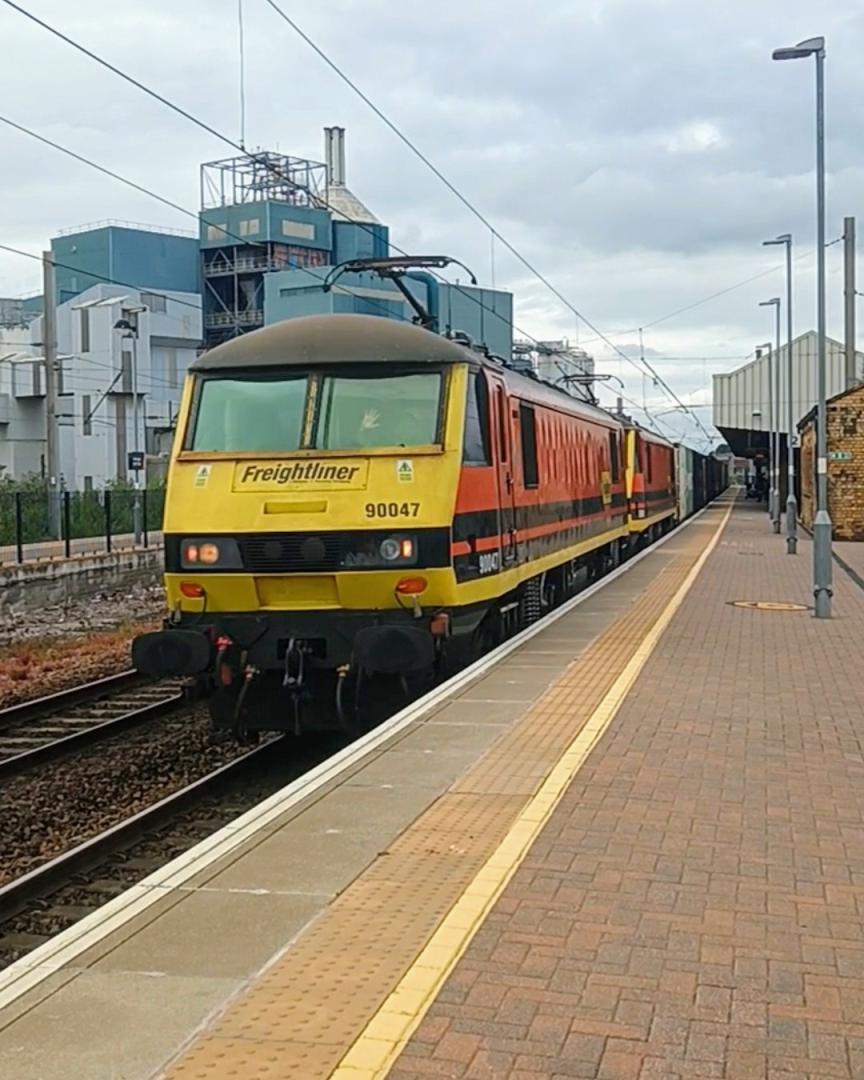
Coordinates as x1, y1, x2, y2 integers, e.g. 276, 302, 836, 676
239, 534, 341, 573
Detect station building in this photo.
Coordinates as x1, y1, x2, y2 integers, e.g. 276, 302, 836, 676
712, 330, 864, 501
799, 382, 864, 540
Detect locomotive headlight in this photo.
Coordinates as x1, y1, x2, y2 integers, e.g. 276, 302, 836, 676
378, 535, 417, 565
180, 538, 242, 570
199, 543, 220, 565
341, 534, 418, 568
379, 537, 402, 562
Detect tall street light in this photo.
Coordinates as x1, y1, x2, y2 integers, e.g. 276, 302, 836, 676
759, 298, 782, 533
114, 305, 147, 546
755, 342, 773, 505
773, 36, 831, 616
763, 234, 797, 552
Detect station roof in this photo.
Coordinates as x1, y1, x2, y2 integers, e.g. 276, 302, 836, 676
712, 330, 864, 456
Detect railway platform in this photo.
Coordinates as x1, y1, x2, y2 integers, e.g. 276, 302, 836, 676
3, 491, 864, 1079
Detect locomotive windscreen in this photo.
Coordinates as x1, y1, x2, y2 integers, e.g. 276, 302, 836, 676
186, 366, 443, 453
317, 371, 441, 450
190, 375, 306, 452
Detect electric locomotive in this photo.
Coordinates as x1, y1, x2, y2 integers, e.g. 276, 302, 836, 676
133, 312, 676, 738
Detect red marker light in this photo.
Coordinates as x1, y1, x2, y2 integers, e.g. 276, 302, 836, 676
180, 582, 205, 598
396, 577, 427, 595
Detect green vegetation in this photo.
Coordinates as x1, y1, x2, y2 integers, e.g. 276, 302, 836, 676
0, 476, 166, 546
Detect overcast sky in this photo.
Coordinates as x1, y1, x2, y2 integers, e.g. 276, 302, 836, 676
1, 0, 863, 445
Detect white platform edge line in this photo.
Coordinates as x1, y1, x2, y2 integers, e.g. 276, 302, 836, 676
0, 501, 723, 1011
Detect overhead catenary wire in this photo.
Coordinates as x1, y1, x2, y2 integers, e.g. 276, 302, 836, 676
261, 0, 714, 443
0, 0, 519, 346
1, 0, 700, 441
0, 112, 520, 349
0, 3, 701, 444
0, 113, 506, 350
578, 236, 845, 349
0, 115, 423, 329
0, 108, 672, 430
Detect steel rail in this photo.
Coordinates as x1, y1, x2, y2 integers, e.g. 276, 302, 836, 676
0, 741, 275, 927
0, 670, 184, 778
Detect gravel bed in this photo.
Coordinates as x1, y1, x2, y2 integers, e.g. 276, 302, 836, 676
0, 581, 164, 648
0, 582, 166, 709
0, 743, 345, 967
0, 705, 260, 886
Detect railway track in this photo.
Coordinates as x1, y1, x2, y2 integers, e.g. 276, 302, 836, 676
0, 735, 339, 967
0, 670, 185, 777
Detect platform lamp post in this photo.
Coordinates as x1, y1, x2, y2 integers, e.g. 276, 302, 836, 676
759, 299, 782, 533
755, 343, 773, 514
773, 36, 831, 615
763, 235, 797, 552
114, 305, 147, 546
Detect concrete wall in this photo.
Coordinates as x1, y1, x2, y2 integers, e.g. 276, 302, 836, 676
0, 547, 162, 613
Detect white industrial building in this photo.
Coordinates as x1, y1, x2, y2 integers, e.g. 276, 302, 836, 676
0, 321, 42, 479
712, 331, 864, 459
0, 284, 201, 489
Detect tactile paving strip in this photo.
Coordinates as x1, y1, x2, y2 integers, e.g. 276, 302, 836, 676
163, 515, 722, 1080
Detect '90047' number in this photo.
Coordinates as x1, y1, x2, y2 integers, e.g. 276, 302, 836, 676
365, 502, 421, 519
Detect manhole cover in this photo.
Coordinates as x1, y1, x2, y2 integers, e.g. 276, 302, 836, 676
729, 601, 810, 612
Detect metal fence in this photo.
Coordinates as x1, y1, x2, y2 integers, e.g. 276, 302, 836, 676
0, 488, 165, 564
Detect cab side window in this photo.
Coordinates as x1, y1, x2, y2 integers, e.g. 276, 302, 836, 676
519, 402, 539, 488
608, 432, 620, 483
463, 371, 492, 465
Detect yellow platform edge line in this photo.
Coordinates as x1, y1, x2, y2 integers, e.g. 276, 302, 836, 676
331, 501, 733, 1080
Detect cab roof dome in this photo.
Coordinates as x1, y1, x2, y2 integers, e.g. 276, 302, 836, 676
192, 314, 473, 371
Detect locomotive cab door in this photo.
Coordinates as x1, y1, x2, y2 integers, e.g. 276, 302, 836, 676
491, 376, 518, 565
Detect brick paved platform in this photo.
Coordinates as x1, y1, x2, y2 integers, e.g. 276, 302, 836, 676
13, 494, 862, 1080
387, 499, 864, 1080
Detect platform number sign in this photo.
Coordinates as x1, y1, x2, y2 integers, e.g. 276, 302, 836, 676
128, 451, 145, 472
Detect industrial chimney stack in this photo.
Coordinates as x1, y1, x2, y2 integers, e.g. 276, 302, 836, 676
321, 126, 379, 224
324, 126, 346, 187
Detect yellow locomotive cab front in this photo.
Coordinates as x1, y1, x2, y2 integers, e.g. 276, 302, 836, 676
133, 314, 473, 737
